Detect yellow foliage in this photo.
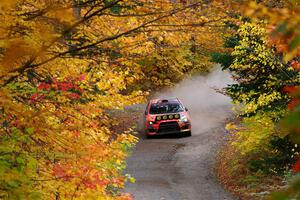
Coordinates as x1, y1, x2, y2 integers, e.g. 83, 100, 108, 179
0, 0, 228, 199
230, 114, 276, 157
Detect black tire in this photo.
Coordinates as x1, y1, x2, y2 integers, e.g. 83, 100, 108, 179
146, 134, 152, 139
185, 131, 192, 137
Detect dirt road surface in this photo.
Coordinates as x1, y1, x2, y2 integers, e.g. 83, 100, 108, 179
125, 69, 235, 200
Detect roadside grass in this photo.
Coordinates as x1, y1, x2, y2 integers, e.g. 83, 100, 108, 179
217, 132, 287, 200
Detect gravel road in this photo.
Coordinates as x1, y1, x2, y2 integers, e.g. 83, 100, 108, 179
125, 69, 235, 200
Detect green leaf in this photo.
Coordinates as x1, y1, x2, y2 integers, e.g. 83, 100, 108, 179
284, 111, 300, 129
104, 0, 122, 14
270, 192, 289, 200
275, 23, 288, 34
16, 156, 25, 165
0, 160, 10, 176
7, 180, 20, 188
27, 157, 37, 171
29, 191, 43, 200
25, 128, 34, 135
292, 178, 300, 190
110, 4, 122, 14
288, 34, 300, 51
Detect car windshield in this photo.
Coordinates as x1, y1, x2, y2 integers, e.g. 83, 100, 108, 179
149, 102, 184, 114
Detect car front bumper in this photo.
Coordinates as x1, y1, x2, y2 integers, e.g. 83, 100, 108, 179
146, 122, 191, 136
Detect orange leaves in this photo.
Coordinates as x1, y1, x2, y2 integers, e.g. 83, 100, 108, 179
0, 0, 229, 199
291, 60, 300, 71
0, 1, 74, 79
283, 86, 300, 94
30, 93, 45, 103
34, 23, 59, 45
283, 86, 300, 99
288, 99, 299, 111
0, 0, 19, 11
0, 39, 37, 73
52, 163, 71, 181
282, 86, 300, 110
242, 1, 300, 62
46, 6, 75, 25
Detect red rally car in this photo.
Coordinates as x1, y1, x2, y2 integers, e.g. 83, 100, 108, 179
144, 98, 192, 138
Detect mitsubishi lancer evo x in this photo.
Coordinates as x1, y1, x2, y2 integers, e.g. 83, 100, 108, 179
144, 98, 191, 138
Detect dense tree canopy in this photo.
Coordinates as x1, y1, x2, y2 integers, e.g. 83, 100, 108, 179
2, 0, 299, 199
224, 22, 300, 117
0, 0, 229, 199
212, 1, 300, 199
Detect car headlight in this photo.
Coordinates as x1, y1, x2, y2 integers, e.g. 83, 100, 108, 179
180, 114, 188, 122
149, 121, 153, 125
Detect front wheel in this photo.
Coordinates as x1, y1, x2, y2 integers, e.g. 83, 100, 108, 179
184, 131, 192, 137
146, 134, 153, 139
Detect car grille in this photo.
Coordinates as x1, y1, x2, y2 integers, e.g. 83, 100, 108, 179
158, 122, 180, 133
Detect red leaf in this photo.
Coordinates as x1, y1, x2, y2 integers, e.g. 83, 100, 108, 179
291, 61, 300, 71
82, 178, 97, 189
30, 93, 45, 103
30, 93, 39, 101
77, 74, 86, 81
38, 83, 51, 90
58, 82, 75, 91
67, 93, 80, 100
283, 86, 299, 94
293, 159, 300, 173
288, 99, 299, 110
52, 163, 71, 181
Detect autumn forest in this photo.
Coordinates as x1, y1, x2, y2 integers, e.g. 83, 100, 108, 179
0, 0, 300, 200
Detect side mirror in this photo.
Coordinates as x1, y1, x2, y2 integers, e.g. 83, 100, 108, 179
185, 107, 188, 111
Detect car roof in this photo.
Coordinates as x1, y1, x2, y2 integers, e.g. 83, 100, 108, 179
150, 98, 180, 104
